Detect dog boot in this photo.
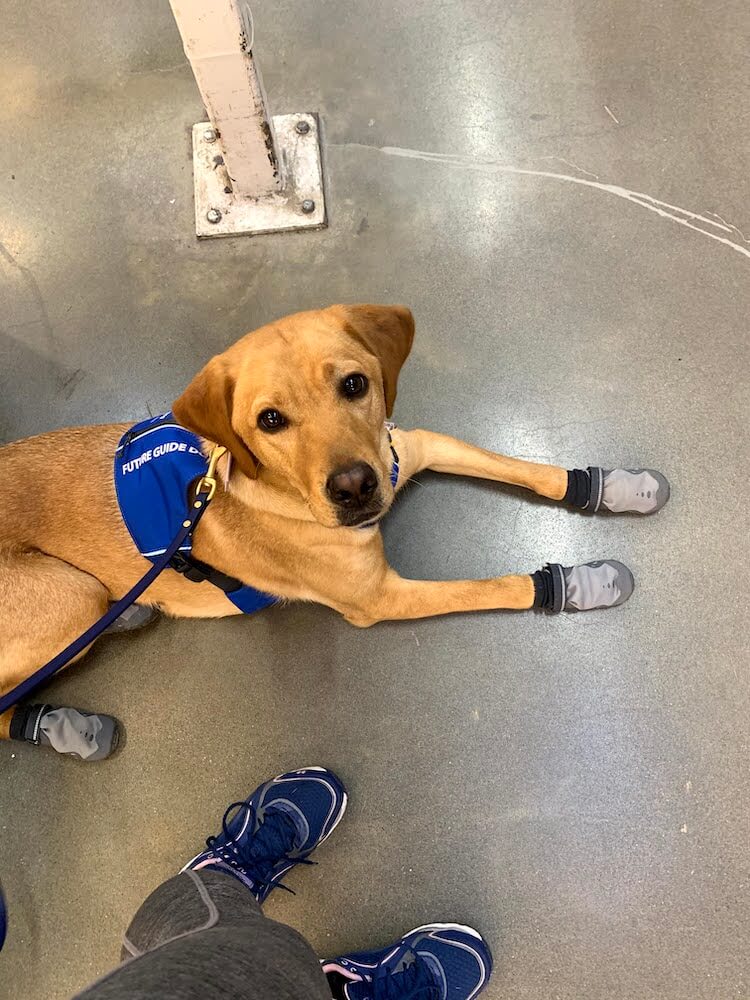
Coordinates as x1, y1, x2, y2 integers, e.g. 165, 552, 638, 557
565, 467, 670, 514
103, 603, 157, 634
9, 703, 120, 761
532, 560, 635, 613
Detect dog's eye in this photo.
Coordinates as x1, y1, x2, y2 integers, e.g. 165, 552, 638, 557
257, 409, 286, 432
341, 373, 369, 399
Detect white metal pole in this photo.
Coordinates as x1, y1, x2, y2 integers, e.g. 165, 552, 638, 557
168, 0, 326, 237
169, 0, 280, 196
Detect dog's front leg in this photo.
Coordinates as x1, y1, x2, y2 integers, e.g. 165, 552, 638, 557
343, 567, 535, 627
393, 428, 567, 501
292, 535, 535, 626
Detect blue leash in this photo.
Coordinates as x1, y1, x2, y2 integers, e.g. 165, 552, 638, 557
0, 458, 224, 957
0, 453, 223, 718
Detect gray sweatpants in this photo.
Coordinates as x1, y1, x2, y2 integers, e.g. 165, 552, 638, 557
75, 869, 333, 1000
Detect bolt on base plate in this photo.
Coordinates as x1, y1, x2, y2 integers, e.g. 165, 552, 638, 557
192, 113, 326, 238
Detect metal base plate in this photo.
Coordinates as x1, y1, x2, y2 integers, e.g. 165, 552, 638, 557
192, 113, 326, 238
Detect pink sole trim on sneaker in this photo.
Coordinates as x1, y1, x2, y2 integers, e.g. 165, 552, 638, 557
183, 858, 257, 893
408, 922, 485, 940
320, 962, 362, 981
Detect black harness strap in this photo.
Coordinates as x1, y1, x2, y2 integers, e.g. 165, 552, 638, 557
167, 475, 245, 592
169, 552, 245, 593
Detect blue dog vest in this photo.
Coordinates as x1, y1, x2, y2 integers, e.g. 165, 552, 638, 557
114, 413, 277, 614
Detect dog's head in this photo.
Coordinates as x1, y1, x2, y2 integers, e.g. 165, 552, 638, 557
173, 304, 414, 528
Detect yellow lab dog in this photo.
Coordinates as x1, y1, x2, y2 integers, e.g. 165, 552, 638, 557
0, 304, 669, 755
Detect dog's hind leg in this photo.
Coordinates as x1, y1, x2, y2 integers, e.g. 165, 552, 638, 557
0, 550, 110, 745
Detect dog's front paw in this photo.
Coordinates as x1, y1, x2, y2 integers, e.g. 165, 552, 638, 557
565, 467, 670, 514
533, 560, 635, 613
591, 467, 670, 514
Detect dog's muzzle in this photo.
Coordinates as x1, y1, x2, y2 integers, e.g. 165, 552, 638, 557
326, 461, 385, 526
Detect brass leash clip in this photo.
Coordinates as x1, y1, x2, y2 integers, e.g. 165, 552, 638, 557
195, 445, 227, 503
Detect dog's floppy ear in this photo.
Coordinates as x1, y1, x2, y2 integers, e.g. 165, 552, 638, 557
338, 304, 415, 417
172, 355, 260, 479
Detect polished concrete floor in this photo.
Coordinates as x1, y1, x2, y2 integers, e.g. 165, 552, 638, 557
1, 1, 749, 997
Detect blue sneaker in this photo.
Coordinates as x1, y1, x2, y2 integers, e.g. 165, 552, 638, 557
183, 766, 347, 903
322, 923, 493, 999
0, 882, 7, 952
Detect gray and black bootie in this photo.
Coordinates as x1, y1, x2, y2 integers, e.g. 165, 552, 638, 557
532, 560, 635, 613
565, 467, 670, 514
9, 704, 120, 760
103, 603, 157, 634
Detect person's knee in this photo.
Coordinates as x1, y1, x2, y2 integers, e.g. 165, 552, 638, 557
122, 870, 261, 959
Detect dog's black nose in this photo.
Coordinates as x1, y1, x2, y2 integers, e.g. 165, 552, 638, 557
326, 462, 378, 508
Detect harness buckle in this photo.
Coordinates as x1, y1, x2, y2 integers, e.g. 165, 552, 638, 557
170, 552, 209, 583
195, 445, 227, 502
